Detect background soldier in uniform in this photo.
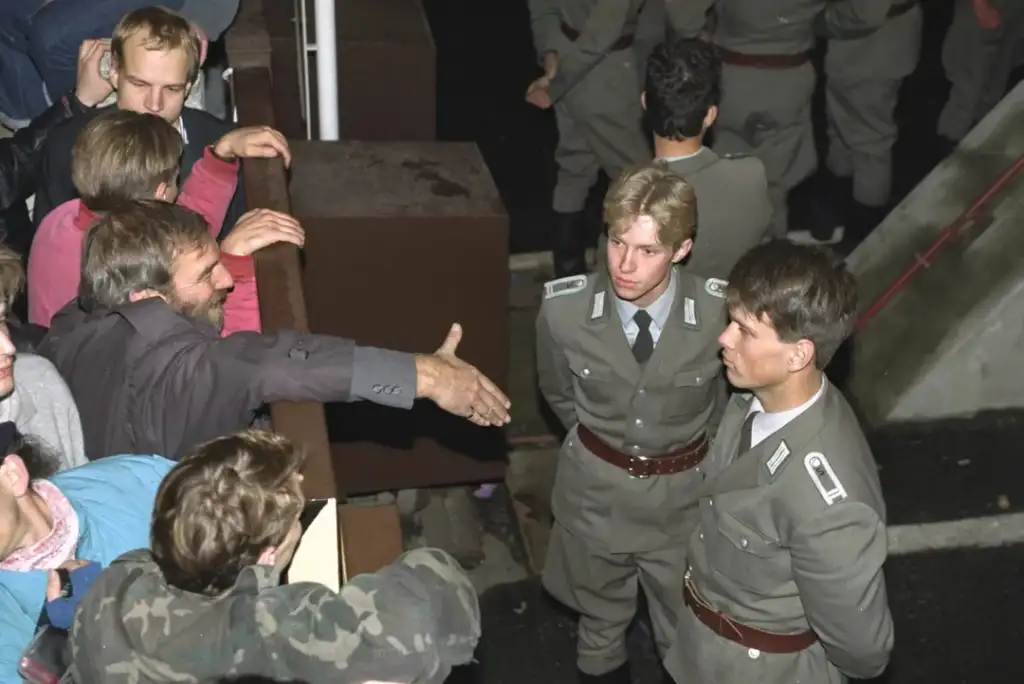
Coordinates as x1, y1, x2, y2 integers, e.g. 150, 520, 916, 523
665, 0, 891, 240
526, 0, 652, 278
937, 0, 1024, 147
664, 241, 894, 684
68, 430, 481, 684
817, 0, 923, 243
536, 165, 727, 683
646, 38, 771, 279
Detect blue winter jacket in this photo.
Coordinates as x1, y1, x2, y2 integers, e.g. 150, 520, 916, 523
0, 454, 174, 683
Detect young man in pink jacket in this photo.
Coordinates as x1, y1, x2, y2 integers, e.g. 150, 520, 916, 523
28, 109, 301, 335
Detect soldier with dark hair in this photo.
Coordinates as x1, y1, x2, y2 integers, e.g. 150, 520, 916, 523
664, 241, 893, 683
643, 39, 771, 279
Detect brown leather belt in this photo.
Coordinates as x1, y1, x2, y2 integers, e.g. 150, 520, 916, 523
561, 21, 634, 51
888, 0, 918, 18
577, 424, 708, 478
715, 46, 812, 69
684, 583, 818, 654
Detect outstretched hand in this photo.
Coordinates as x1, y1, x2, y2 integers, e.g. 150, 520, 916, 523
415, 324, 511, 426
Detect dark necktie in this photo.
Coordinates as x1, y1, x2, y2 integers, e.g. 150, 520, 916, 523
632, 309, 654, 364
738, 411, 760, 454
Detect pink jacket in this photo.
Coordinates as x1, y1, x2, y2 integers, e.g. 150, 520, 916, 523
28, 148, 262, 336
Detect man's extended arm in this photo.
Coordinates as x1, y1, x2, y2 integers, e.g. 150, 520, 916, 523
276, 548, 481, 683
203, 323, 510, 424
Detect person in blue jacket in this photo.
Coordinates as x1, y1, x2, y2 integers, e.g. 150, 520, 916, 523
0, 420, 173, 684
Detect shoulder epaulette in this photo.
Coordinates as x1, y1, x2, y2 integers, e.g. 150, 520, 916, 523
543, 274, 588, 300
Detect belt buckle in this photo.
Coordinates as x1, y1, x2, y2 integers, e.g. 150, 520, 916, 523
627, 454, 651, 479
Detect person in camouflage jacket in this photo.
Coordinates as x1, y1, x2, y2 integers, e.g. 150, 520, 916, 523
65, 430, 482, 684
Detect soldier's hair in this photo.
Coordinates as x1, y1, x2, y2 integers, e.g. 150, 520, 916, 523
604, 164, 697, 249
0, 245, 24, 313
151, 430, 307, 596
112, 6, 202, 85
79, 200, 214, 312
72, 109, 184, 213
727, 241, 858, 368
645, 39, 721, 140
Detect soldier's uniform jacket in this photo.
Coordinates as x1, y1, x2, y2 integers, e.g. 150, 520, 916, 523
527, 0, 647, 101
659, 150, 772, 280
666, 378, 894, 683
67, 548, 481, 684
536, 268, 727, 552
666, 0, 893, 51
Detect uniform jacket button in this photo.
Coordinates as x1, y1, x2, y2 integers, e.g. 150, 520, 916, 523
740, 538, 749, 548
748, 649, 761, 659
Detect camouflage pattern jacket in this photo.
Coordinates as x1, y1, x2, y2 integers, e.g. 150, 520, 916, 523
66, 548, 481, 684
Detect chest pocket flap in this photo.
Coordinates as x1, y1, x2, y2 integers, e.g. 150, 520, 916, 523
673, 360, 720, 387
715, 512, 780, 559
565, 350, 611, 382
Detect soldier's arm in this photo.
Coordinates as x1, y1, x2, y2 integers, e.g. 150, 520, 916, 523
527, 0, 563, 58
547, 0, 636, 102
277, 548, 480, 682
790, 502, 895, 679
535, 307, 578, 430
665, 0, 716, 39
814, 0, 891, 39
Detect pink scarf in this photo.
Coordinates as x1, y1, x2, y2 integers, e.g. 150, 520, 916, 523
0, 480, 79, 571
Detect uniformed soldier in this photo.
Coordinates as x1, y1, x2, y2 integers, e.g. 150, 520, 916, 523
536, 165, 727, 683
664, 241, 894, 684
937, 0, 1024, 146
665, 0, 892, 240
810, 0, 923, 244
526, 0, 652, 278
646, 38, 772, 279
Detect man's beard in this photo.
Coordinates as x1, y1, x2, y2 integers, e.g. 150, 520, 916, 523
169, 290, 227, 332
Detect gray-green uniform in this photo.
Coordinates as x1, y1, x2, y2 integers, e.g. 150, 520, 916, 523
664, 378, 894, 684
594, 150, 771, 279
666, 0, 892, 238
535, 267, 727, 675
937, 0, 1024, 142
825, 1, 923, 208
528, 0, 652, 215
661, 149, 772, 279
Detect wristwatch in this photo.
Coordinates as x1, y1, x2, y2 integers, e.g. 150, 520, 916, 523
55, 568, 73, 599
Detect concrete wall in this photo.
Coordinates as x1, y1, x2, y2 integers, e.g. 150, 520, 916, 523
845, 82, 1024, 427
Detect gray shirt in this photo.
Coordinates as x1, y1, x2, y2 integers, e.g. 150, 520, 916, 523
0, 354, 86, 470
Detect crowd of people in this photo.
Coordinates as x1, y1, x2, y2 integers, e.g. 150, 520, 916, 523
0, 0, 1016, 682
526, 0, 1023, 273
517, 0, 1022, 682
0, 5, 510, 683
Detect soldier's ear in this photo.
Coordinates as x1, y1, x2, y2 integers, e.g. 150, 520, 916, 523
671, 238, 693, 264
788, 339, 815, 374
703, 105, 718, 132
641, 91, 647, 111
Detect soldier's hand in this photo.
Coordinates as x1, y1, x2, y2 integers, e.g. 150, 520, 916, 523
972, 0, 1002, 29
542, 51, 559, 79
415, 323, 511, 426
525, 78, 553, 109
221, 208, 305, 257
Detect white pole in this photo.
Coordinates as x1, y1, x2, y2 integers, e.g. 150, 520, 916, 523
313, 0, 339, 140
